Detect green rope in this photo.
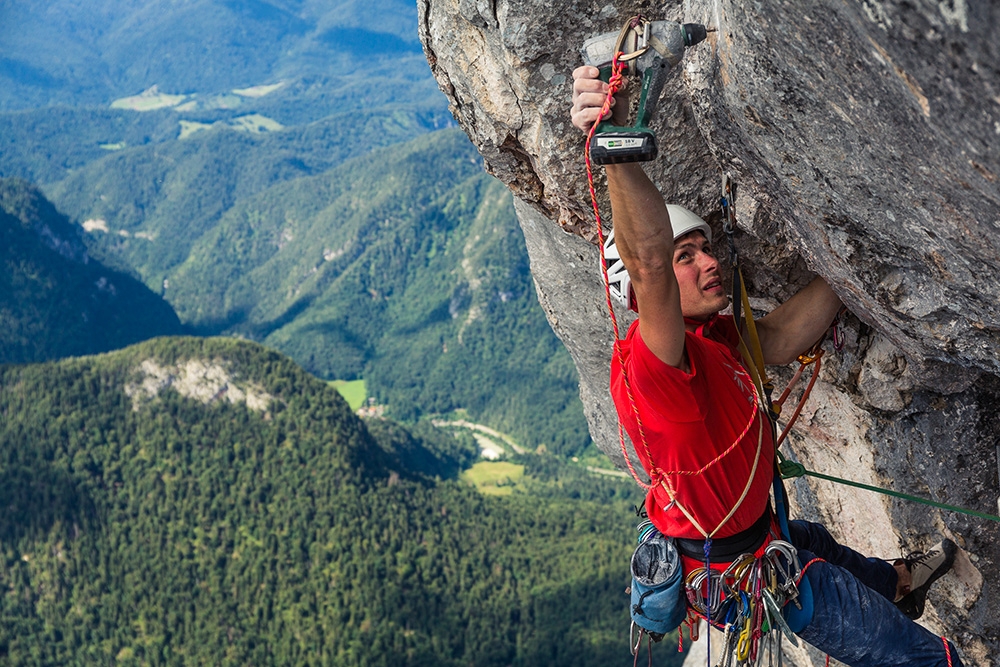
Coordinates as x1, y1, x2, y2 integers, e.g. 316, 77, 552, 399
777, 458, 1000, 523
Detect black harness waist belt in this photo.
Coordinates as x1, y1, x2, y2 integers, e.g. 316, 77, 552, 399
674, 507, 772, 563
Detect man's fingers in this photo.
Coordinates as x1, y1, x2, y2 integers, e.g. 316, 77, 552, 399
574, 90, 613, 109
571, 105, 613, 132
570, 66, 630, 132
572, 79, 609, 104
571, 93, 614, 121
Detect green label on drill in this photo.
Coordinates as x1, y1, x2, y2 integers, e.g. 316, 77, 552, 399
597, 137, 644, 149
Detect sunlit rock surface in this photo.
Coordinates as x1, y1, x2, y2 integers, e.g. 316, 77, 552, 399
421, 1, 999, 663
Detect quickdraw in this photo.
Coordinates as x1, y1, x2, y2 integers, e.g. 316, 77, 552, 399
684, 541, 804, 667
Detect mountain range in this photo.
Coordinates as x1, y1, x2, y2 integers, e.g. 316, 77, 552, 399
0, 0, 590, 455
0, 2, 655, 663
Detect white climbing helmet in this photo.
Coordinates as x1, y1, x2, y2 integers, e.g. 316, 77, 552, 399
602, 205, 712, 312
603, 227, 635, 311
666, 205, 712, 244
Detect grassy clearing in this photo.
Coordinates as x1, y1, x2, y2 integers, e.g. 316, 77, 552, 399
233, 82, 285, 98
330, 379, 366, 411
178, 115, 283, 140
111, 86, 186, 111
460, 461, 525, 496
230, 114, 284, 133
179, 120, 214, 139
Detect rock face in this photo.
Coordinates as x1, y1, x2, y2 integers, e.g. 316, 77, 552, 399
420, 1, 999, 663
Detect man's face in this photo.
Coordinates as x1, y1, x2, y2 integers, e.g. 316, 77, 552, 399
673, 231, 727, 319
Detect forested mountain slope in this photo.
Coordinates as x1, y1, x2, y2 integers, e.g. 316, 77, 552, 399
172, 130, 589, 451
0, 2, 635, 664
42, 128, 589, 454
0, 178, 181, 364
0, 337, 636, 666
45, 107, 450, 283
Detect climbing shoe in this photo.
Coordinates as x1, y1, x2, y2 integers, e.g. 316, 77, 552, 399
894, 539, 957, 620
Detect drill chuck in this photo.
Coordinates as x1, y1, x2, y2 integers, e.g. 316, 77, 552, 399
681, 23, 708, 47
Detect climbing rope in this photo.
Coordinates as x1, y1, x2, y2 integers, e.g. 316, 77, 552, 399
774, 346, 824, 447
586, 48, 655, 492
585, 29, 766, 663
778, 455, 1000, 523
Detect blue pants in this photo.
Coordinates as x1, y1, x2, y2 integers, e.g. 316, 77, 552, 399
788, 521, 962, 667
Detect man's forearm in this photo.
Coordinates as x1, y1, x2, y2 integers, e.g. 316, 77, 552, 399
758, 276, 843, 365
605, 164, 674, 272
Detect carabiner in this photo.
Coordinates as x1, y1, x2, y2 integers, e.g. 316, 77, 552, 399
736, 613, 753, 662
613, 15, 651, 66
629, 620, 643, 656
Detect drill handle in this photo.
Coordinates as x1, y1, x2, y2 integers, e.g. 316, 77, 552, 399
592, 64, 627, 133
634, 57, 670, 131
595, 57, 670, 133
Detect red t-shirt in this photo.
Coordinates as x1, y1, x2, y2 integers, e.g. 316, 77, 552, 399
610, 315, 774, 541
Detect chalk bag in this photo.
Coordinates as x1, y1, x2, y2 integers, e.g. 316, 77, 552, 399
630, 528, 686, 640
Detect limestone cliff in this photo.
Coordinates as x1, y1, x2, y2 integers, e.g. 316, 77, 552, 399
419, 1, 999, 663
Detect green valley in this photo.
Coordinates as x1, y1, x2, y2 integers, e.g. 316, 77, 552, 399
0, 2, 643, 663
0, 338, 649, 666
0, 0, 590, 457
41, 127, 590, 456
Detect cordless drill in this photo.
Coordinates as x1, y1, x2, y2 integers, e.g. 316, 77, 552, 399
581, 17, 709, 164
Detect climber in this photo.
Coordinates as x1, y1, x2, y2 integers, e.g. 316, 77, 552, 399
570, 65, 962, 667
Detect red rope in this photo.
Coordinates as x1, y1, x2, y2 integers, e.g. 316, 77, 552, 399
585, 60, 764, 494
795, 557, 825, 584
658, 399, 759, 476
775, 363, 807, 408
776, 352, 822, 447
943, 637, 953, 667
585, 54, 655, 491
584, 57, 768, 517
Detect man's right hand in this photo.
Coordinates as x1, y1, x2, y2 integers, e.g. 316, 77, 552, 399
570, 65, 629, 132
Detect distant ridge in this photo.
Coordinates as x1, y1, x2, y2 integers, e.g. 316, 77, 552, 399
0, 0, 435, 110
0, 178, 182, 364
